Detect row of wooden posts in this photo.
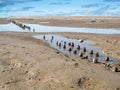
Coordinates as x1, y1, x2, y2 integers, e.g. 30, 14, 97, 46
11, 20, 35, 32
43, 35, 110, 64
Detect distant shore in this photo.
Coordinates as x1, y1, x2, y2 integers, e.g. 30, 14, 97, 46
0, 16, 120, 28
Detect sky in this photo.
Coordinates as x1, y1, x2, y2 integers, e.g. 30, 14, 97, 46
0, 0, 120, 17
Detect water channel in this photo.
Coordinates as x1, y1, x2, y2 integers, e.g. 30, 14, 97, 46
34, 34, 116, 63
0, 22, 120, 34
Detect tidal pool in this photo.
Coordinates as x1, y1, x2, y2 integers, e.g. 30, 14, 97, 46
33, 34, 116, 63
0, 23, 120, 34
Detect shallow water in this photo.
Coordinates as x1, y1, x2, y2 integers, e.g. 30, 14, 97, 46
0, 23, 120, 34
33, 34, 116, 63
0, 23, 29, 32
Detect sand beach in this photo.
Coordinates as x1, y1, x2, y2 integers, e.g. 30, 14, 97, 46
0, 17, 120, 90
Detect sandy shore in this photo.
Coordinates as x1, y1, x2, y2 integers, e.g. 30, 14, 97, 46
0, 17, 120, 90
0, 32, 120, 90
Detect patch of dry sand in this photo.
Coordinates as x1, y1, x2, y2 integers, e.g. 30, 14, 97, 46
0, 18, 10, 24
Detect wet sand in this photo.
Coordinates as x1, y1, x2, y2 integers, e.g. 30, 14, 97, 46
0, 17, 120, 90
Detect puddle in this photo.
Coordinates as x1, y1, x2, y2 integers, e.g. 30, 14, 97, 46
0, 22, 120, 34
33, 34, 116, 63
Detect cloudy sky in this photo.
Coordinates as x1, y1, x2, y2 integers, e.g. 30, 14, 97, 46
0, 0, 120, 17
